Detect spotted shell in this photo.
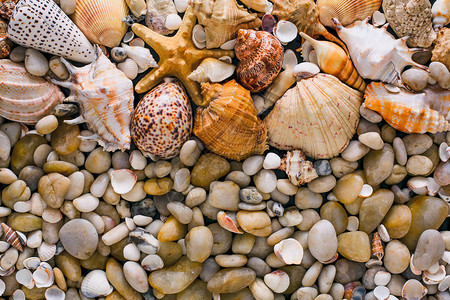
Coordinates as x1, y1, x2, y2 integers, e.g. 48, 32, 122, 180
235, 29, 284, 93
194, 80, 268, 161
7, 0, 95, 63
0, 59, 64, 124
364, 82, 450, 134
131, 78, 192, 159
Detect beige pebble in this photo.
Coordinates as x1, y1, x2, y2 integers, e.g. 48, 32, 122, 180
102, 222, 130, 246
167, 201, 193, 224
279, 206, 302, 227
208, 181, 240, 211
73, 193, 99, 212
357, 118, 380, 135
254, 169, 277, 194
406, 155, 433, 175
123, 181, 146, 202
360, 103, 383, 123
25, 48, 49, 76
123, 261, 149, 293
36, 115, 58, 135
402, 134, 433, 155
341, 140, 370, 162
307, 175, 336, 194
302, 261, 323, 287
85, 148, 111, 174
401, 68, 429, 91
231, 233, 255, 255
237, 211, 272, 237
225, 171, 251, 188
380, 124, 396, 143
185, 226, 213, 263
78, 130, 98, 153
264, 270, 290, 293
49, 56, 69, 80
34, 144, 53, 168
215, 254, 248, 267
173, 168, 190, 192
154, 160, 171, 178
1, 247, 18, 269
242, 155, 264, 176
249, 277, 274, 300
267, 227, 295, 246
90, 173, 110, 198
60, 0, 77, 15
359, 132, 384, 150
185, 187, 207, 207
276, 179, 298, 195
0, 168, 17, 184
180, 140, 201, 167
393, 137, 407, 166
295, 187, 322, 209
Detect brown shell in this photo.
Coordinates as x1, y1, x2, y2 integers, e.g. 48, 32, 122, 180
1, 222, 23, 252
0, 19, 11, 59
194, 80, 268, 161
131, 79, 193, 159
235, 29, 284, 93
279, 150, 318, 186
431, 28, 450, 70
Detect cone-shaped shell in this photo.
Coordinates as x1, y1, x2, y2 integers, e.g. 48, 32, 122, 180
364, 82, 450, 134
317, 0, 381, 27
131, 78, 192, 159
0, 60, 64, 124
300, 32, 366, 92
7, 0, 95, 63
1, 222, 23, 252
235, 29, 284, 93
187, 58, 236, 83
72, 0, 129, 48
265, 73, 363, 159
194, 80, 268, 161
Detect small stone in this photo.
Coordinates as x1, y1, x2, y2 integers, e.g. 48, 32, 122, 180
7, 212, 42, 232
185, 226, 213, 262
403, 134, 433, 155
341, 140, 370, 162
359, 132, 384, 150
42, 161, 78, 176
73, 193, 99, 212
180, 140, 201, 167
236, 211, 272, 237
177, 279, 212, 300
144, 178, 173, 196
382, 204, 412, 239
185, 187, 207, 208
242, 155, 264, 176
334, 259, 366, 285
413, 229, 445, 271
11, 134, 46, 174
401, 68, 429, 91
207, 267, 256, 294
393, 137, 407, 166
225, 171, 251, 188
337, 231, 371, 262
208, 181, 240, 211
406, 155, 433, 175
254, 169, 277, 194
33, 144, 52, 168
35, 115, 58, 135
359, 189, 394, 234
215, 254, 248, 267
380, 124, 396, 143
19, 166, 44, 192
308, 220, 338, 263
277, 179, 298, 195
333, 173, 364, 205
78, 130, 98, 152
384, 164, 407, 185
360, 104, 383, 123
85, 148, 111, 174
320, 201, 348, 235
129, 150, 147, 170
295, 187, 322, 209
2, 179, 30, 209
51, 121, 80, 156
55, 251, 82, 282
59, 219, 98, 259
173, 168, 190, 192
157, 241, 183, 267
240, 187, 263, 204
330, 158, 358, 178
123, 261, 149, 293
106, 258, 143, 299
264, 270, 290, 293
435, 161, 450, 186
191, 153, 230, 190
25, 48, 49, 76
357, 118, 380, 135
313, 160, 332, 176
157, 215, 187, 242
363, 144, 395, 186
384, 240, 410, 274
307, 175, 336, 194
302, 261, 323, 287
263, 153, 281, 169
249, 277, 274, 300
49, 56, 70, 79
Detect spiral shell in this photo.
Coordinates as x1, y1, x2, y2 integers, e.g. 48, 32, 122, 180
235, 29, 284, 93
279, 150, 318, 186
372, 232, 384, 260
1, 222, 23, 252
265, 73, 363, 159
194, 80, 268, 161
317, 0, 381, 27
187, 58, 236, 83
431, 28, 450, 71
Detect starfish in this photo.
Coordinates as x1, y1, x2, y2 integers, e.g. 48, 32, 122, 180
132, 6, 234, 107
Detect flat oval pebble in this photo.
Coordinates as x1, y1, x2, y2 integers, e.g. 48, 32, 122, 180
59, 219, 98, 259
363, 144, 394, 186
123, 261, 149, 293
185, 226, 213, 263
384, 240, 410, 274
207, 267, 256, 294
308, 220, 338, 263
413, 229, 445, 271
190, 153, 230, 190
337, 231, 371, 262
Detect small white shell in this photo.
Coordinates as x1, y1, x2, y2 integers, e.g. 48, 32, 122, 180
45, 285, 65, 300
192, 25, 206, 49
12, 289, 26, 300
165, 14, 182, 30
374, 271, 391, 286
423, 265, 446, 284
117, 58, 139, 80
282, 49, 298, 70
292, 62, 320, 80
274, 20, 298, 44
432, 0, 450, 29
37, 242, 56, 262
218, 56, 233, 64
141, 254, 164, 271
274, 238, 303, 265
402, 279, 427, 300
15, 269, 34, 289
111, 169, 137, 194
407, 176, 429, 194
0, 278, 5, 296
372, 11, 386, 27
263, 270, 290, 294
409, 254, 422, 276
126, 0, 147, 17
25, 49, 49, 77
373, 286, 390, 300
129, 38, 146, 48
377, 224, 391, 243
23, 257, 41, 270
438, 275, 450, 292
81, 270, 113, 298
121, 44, 158, 69
174, 0, 189, 12
439, 142, 449, 162
123, 31, 135, 43
426, 177, 441, 196
220, 39, 237, 50
359, 184, 373, 198
32, 263, 54, 288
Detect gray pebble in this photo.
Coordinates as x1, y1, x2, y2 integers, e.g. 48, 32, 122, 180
239, 187, 263, 204
313, 160, 332, 176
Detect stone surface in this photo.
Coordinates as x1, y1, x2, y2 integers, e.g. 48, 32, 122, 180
186, 226, 213, 263
383, 240, 410, 274
207, 267, 256, 294
413, 229, 445, 271
337, 231, 371, 262
359, 189, 394, 234
51, 121, 81, 156
308, 220, 338, 263
320, 202, 348, 235
59, 218, 98, 259
363, 144, 394, 186
106, 258, 143, 300
7, 212, 42, 232
236, 211, 272, 237
208, 181, 240, 211
382, 204, 412, 239
333, 173, 364, 205
335, 259, 366, 284
191, 153, 230, 190
402, 134, 433, 155
38, 173, 70, 208
11, 134, 46, 174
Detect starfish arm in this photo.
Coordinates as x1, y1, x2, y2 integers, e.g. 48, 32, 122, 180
178, 73, 206, 107
132, 23, 172, 54
176, 6, 197, 39
198, 48, 235, 59
135, 65, 167, 94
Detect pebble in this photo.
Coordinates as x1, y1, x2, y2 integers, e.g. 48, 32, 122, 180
298, 209, 320, 231
406, 155, 433, 175
50, 121, 80, 156
264, 270, 290, 293
401, 68, 429, 91
42, 160, 79, 176
33, 144, 52, 168
177, 279, 211, 299
157, 241, 183, 266
393, 137, 407, 166
123, 261, 149, 293
185, 187, 207, 207
357, 118, 380, 135
359, 132, 384, 150
384, 240, 410, 274
35, 115, 58, 135
78, 130, 98, 152
307, 175, 336, 193
200, 257, 220, 282
429, 61, 450, 89
320, 201, 348, 234
435, 161, 450, 186
59, 219, 98, 259
106, 258, 143, 300
382, 204, 412, 239
276, 179, 298, 195
413, 229, 445, 271
359, 189, 394, 234
249, 277, 274, 300
363, 144, 395, 186
297, 287, 319, 300
55, 251, 82, 282
208, 181, 240, 211
334, 259, 366, 285
295, 187, 322, 209
11, 134, 46, 174
180, 140, 201, 166
374, 270, 392, 286
85, 148, 111, 174
8, 212, 42, 232
207, 267, 256, 294
25, 49, 49, 76
337, 231, 371, 262
302, 261, 323, 287
236, 211, 272, 237
279, 206, 302, 227
90, 172, 109, 197
243, 155, 264, 175
333, 173, 364, 205
19, 166, 44, 192
10, 46, 26, 62
308, 220, 338, 263
144, 178, 174, 195
240, 187, 263, 204
225, 171, 251, 188
380, 124, 396, 143
318, 265, 336, 294
154, 160, 171, 177
190, 153, 230, 190
73, 193, 99, 212
254, 169, 277, 193
157, 215, 187, 242
167, 201, 193, 224
341, 140, 370, 162
185, 226, 213, 262
403, 134, 433, 155
49, 56, 69, 79
65, 171, 85, 200
263, 153, 281, 169
215, 254, 248, 267
330, 158, 358, 178
314, 160, 332, 176
173, 168, 190, 192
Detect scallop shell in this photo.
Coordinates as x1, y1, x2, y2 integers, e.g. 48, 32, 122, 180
317, 0, 381, 27
333, 18, 428, 86
265, 73, 363, 159
131, 78, 192, 159
72, 0, 129, 48
1, 223, 23, 252
299, 32, 366, 92
432, 0, 450, 29
364, 82, 450, 134
191, 0, 262, 49
187, 57, 236, 83
7, 0, 95, 63
372, 232, 384, 261
81, 270, 113, 298
240, 0, 268, 12
194, 80, 268, 161
383, 0, 436, 48
431, 28, 450, 71
279, 150, 318, 186
146, 0, 177, 35
37, 242, 56, 262
235, 29, 284, 93
49, 46, 134, 152
0, 60, 64, 124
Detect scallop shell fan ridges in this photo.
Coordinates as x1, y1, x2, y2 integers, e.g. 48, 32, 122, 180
317, 0, 381, 27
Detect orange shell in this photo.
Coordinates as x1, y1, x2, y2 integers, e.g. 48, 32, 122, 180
372, 232, 384, 260
194, 80, 268, 161
235, 29, 284, 93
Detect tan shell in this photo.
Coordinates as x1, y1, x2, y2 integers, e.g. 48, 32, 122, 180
191, 0, 262, 48
432, 28, 450, 71
279, 150, 318, 186
382, 0, 436, 48
317, 0, 381, 27
265, 73, 363, 159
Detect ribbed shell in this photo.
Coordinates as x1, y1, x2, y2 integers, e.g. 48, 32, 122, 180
364, 82, 450, 134
81, 270, 113, 298
372, 232, 384, 260
300, 32, 366, 92
50, 47, 134, 152
72, 0, 129, 48
7, 0, 95, 63
187, 58, 236, 83
279, 150, 318, 186
317, 0, 381, 27
131, 79, 192, 159
1, 222, 23, 252
265, 73, 363, 159
0, 60, 64, 124
194, 80, 268, 161
431, 28, 450, 70
235, 29, 284, 93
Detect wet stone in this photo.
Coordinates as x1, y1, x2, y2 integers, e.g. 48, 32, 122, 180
51, 121, 81, 156
191, 153, 230, 190
207, 267, 256, 294
313, 160, 332, 176
11, 134, 46, 174
363, 144, 394, 186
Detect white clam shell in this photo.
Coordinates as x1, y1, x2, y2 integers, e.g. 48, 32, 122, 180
81, 270, 113, 298
402, 279, 427, 300
12, 289, 25, 300
274, 238, 303, 265
407, 176, 429, 194
45, 285, 65, 300
282, 49, 298, 70
439, 142, 449, 162
409, 254, 422, 276
374, 286, 390, 300
426, 177, 441, 196
263, 270, 290, 294
123, 31, 135, 43
423, 265, 446, 284
372, 11, 386, 26
111, 169, 137, 195
0, 278, 4, 296
32, 263, 54, 288
292, 62, 320, 80
16, 269, 34, 289
117, 58, 139, 80
37, 242, 56, 262
192, 24, 207, 49
165, 14, 182, 30
359, 184, 373, 198
274, 20, 298, 44
26, 231, 42, 249
187, 58, 236, 83
23, 257, 41, 270
220, 39, 237, 50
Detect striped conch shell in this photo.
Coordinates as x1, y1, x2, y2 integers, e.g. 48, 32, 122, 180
0, 60, 64, 124
364, 82, 450, 134
187, 58, 236, 83
265, 73, 363, 159
1, 222, 23, 252
372, 232, 384, 260
333, 18, 428, 86
317, 0, 381, 27
300, 32, 366, 92
50, 46, 134, 152
72, 0, 129, 48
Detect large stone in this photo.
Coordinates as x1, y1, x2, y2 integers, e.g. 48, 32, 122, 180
51, 121, 80, 155
334, 259, 366, 284
337, 231, 371, 262
320, 201, 348, 235
333, 173, 364, 205
384, 240, 410, 274
208, 181, 240, 211
363, 144, 394, 186
207, 267, 256, 294
308, 220, 338, 263
59, 219, 98, 259
38, 173, 70, 208
359, 189, 394, 234
191, 153, 230, 190
236, 211, 272, 237
7, 213, 42, 232
413, 229, 445, 271
55, 251, 82, 282
106, 258, 143, 300
382, 205, 412, 239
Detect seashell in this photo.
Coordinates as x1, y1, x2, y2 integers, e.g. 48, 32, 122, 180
261, 65, 296, 113
131, 78, 192, 159
373, 286, 390, 300
33, 262, 53, 288
220, 39, 237, 50
175, 0, 189, 13
123, 31, 135, 43
218, 56, 233, 64
192, 24, 207, 49
111, 47, 128, 63
125, 0, 147, 17
333, 18, 428, 86
45, 285, 65, 300
364, 82, 450, 134
0, 278, 6, 296
23, 257, 41, 270
191, 0, 262, 49
129, 228, 160, 254
37, 242, 56, 262
273, 20, 298, 44
359, 184, 373, 198
292, 62, 320, 79
431, 28, 450, 72
60, 0, 77, 15
81, 270, 113, 298
49, 46, 134, 152
146, 0, 178, 36
217, 211, 243, 234
409, 254, 422, 275
1, 223, 23, 252
432, 0, 450, 29
274, 238, 304, 265
402, 279, 427, 300
299, 32, 366, 92
187, 57, 236, 83
15, 269, 34, 289
235, 29, 284, 92
165, 13, 182, 30
344, 282, 361, 299
240, 0, 269, 12
194, 80, 268, 161
372, 11, 386, 26
279, 150, 318, 186
7, 0, 95, 63
129, 38, 146, 48
72, 0, 129, 48
440, 142, 449, 162
121, 43, 158, 70
12, 289, 26, 299
372, 232, 384, 261
438, 275, 450, 292
317, 0, 381, 28
262, 13, 277, 33
111, 169, 137, 194
0, 20, 12, 59
117, 58, 139, 80
0, 1, 16, 20
283, 49, 298, 70
423, 265, 446, 284
265, 73, 362, 159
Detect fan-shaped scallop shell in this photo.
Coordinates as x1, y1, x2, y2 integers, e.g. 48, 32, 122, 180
0, 60, 64, 124
333, 18, 428, 86
72, 0, 129, 48
235, 29, 284, 93
364, 82, 450, 134
265, 73, 363, 159
49, 46, 134, 152
317, 0, 381, 27
81, 270, 113, 298
194, 79, 268, 161
131, 78, 192, 159
7, 0, 95, 63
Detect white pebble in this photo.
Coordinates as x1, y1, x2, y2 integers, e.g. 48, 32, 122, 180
90, 173, 110, 198
133, 215, 153, 227
358, 132, 384, 150
264, 270, 290, 293
130, 150, 147, 170
154, 160, 172, 178
243, 155, 264, 176
60, 0, 76, 15
25, 49, 49, 77
49, 56, 69, 80
73, 193, 100, 212
35, 115, 58, 135
263, 153, 281, 169
254, 169, 277, 194
165, 14, 182, 30
179, 140, 201, 166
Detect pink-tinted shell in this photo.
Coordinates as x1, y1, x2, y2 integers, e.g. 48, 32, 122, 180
131, 78, 192, 159
0, 59, 64, 124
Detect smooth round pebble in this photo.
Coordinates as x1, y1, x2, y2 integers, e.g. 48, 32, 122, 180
263, 153, 281, 169
359, 132, 384, 150
242, 155, 264, 176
